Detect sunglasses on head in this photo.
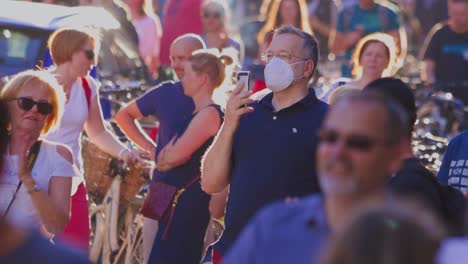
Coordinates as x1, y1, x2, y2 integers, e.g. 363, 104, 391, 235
203, 10, 222, 18
13, 97, 53, 115
318, 130, 388, 152
82, 49, 95, 60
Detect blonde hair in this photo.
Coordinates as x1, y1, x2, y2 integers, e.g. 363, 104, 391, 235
257, 0, 313, 45
328, 85, 361, 105
48, 27, 100, 65
351, 32, 397, 78
0, 70, 65, 136
189, 48, 237, 89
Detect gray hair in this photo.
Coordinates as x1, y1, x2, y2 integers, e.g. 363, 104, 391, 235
274, 25, 319, 72
336, 92, 410, 145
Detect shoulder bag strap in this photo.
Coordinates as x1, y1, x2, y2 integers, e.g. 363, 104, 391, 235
184, 175, 201, 189
81, 77, 91, 109
2, 141, 42, 218
162, 175, 201, 240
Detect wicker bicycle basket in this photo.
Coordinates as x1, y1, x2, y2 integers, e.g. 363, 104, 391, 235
81, 137, 150, 204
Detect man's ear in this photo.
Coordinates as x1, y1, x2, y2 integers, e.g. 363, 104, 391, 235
304, 60, 315, 78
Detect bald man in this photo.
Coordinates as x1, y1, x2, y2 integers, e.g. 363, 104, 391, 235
115, 33, 205, 262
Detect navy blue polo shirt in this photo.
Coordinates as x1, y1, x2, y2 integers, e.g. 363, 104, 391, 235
136, 81, 194, 180
223, 194, 330, 264
214, 89, 328, 255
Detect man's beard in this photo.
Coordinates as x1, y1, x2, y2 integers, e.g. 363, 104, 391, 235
318, 173, 358, 196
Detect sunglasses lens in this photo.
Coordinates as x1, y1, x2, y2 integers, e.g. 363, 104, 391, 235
347, 137, 374, 151
18, 97, 35, 111
17, 97, 52, 115
204, 11, 221, 18
37, 102, 53, 115
84, 50, 94, 60
319, 130, 376, 151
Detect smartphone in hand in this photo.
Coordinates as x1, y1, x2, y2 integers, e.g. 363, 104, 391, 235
236, 71, 250, 93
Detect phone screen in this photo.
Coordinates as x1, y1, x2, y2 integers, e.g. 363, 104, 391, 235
236, 71, 250, 92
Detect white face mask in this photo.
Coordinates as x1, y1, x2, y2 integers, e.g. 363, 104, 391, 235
264, 57, 306, 92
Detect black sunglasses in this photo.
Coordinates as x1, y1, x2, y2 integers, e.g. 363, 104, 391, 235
12, 97, 53, 115
318, 130, 388, 152
203, 11, 223, 18
82, 49, 95, 60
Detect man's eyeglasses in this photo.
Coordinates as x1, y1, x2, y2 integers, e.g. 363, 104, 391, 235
12, 97, 54, 115
318, 129, 389, 152
82, 49, 95, 61
262, 51, 307, 62
203, 10, 223, 19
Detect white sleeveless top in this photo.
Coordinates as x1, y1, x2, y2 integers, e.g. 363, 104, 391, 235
0, 140, 75, 229
44, 76, 98, 193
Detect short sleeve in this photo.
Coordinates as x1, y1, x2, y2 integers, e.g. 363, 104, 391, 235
223, 205, 275, 264
136, 82, 170, 117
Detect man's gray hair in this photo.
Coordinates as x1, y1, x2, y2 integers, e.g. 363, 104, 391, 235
336, 92, 410, 145
274, 25, 319, 71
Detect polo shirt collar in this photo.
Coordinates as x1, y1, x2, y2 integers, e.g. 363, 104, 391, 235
258, 88, 320, 111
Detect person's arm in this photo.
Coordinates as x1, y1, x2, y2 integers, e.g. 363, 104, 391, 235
420, 23, 442, 85
422, 59, 436, 85
201, 84, 253, 194
329, 27, 363, 55
309, 16, 332, 37
156, 107, 221, 172
115, 101, 156, 159
18, 145, 72, 234
85, 84, 141, 163
209, 186, 229, 219
148, 15, 162, 77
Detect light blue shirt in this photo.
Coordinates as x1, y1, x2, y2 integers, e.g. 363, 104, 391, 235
223, 194, 330, 264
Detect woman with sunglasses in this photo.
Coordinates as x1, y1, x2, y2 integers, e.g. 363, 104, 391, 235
0, 70, 74, 242
200, 0, 242, 57
0, 93, 91, 264
44, 27, 141, 251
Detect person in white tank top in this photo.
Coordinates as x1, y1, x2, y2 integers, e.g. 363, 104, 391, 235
0, 70, 74, 242
44, 27, 142, 251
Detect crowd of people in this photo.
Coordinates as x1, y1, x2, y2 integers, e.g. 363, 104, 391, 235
1, 0, 468, 263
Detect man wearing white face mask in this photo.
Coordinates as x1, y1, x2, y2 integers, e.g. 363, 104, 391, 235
201, 25, 329, 263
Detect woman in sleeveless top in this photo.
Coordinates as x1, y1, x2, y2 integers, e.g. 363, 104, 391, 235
0, 70, 74, 242
44, 27, 141, 251
148, 50, 231, 263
